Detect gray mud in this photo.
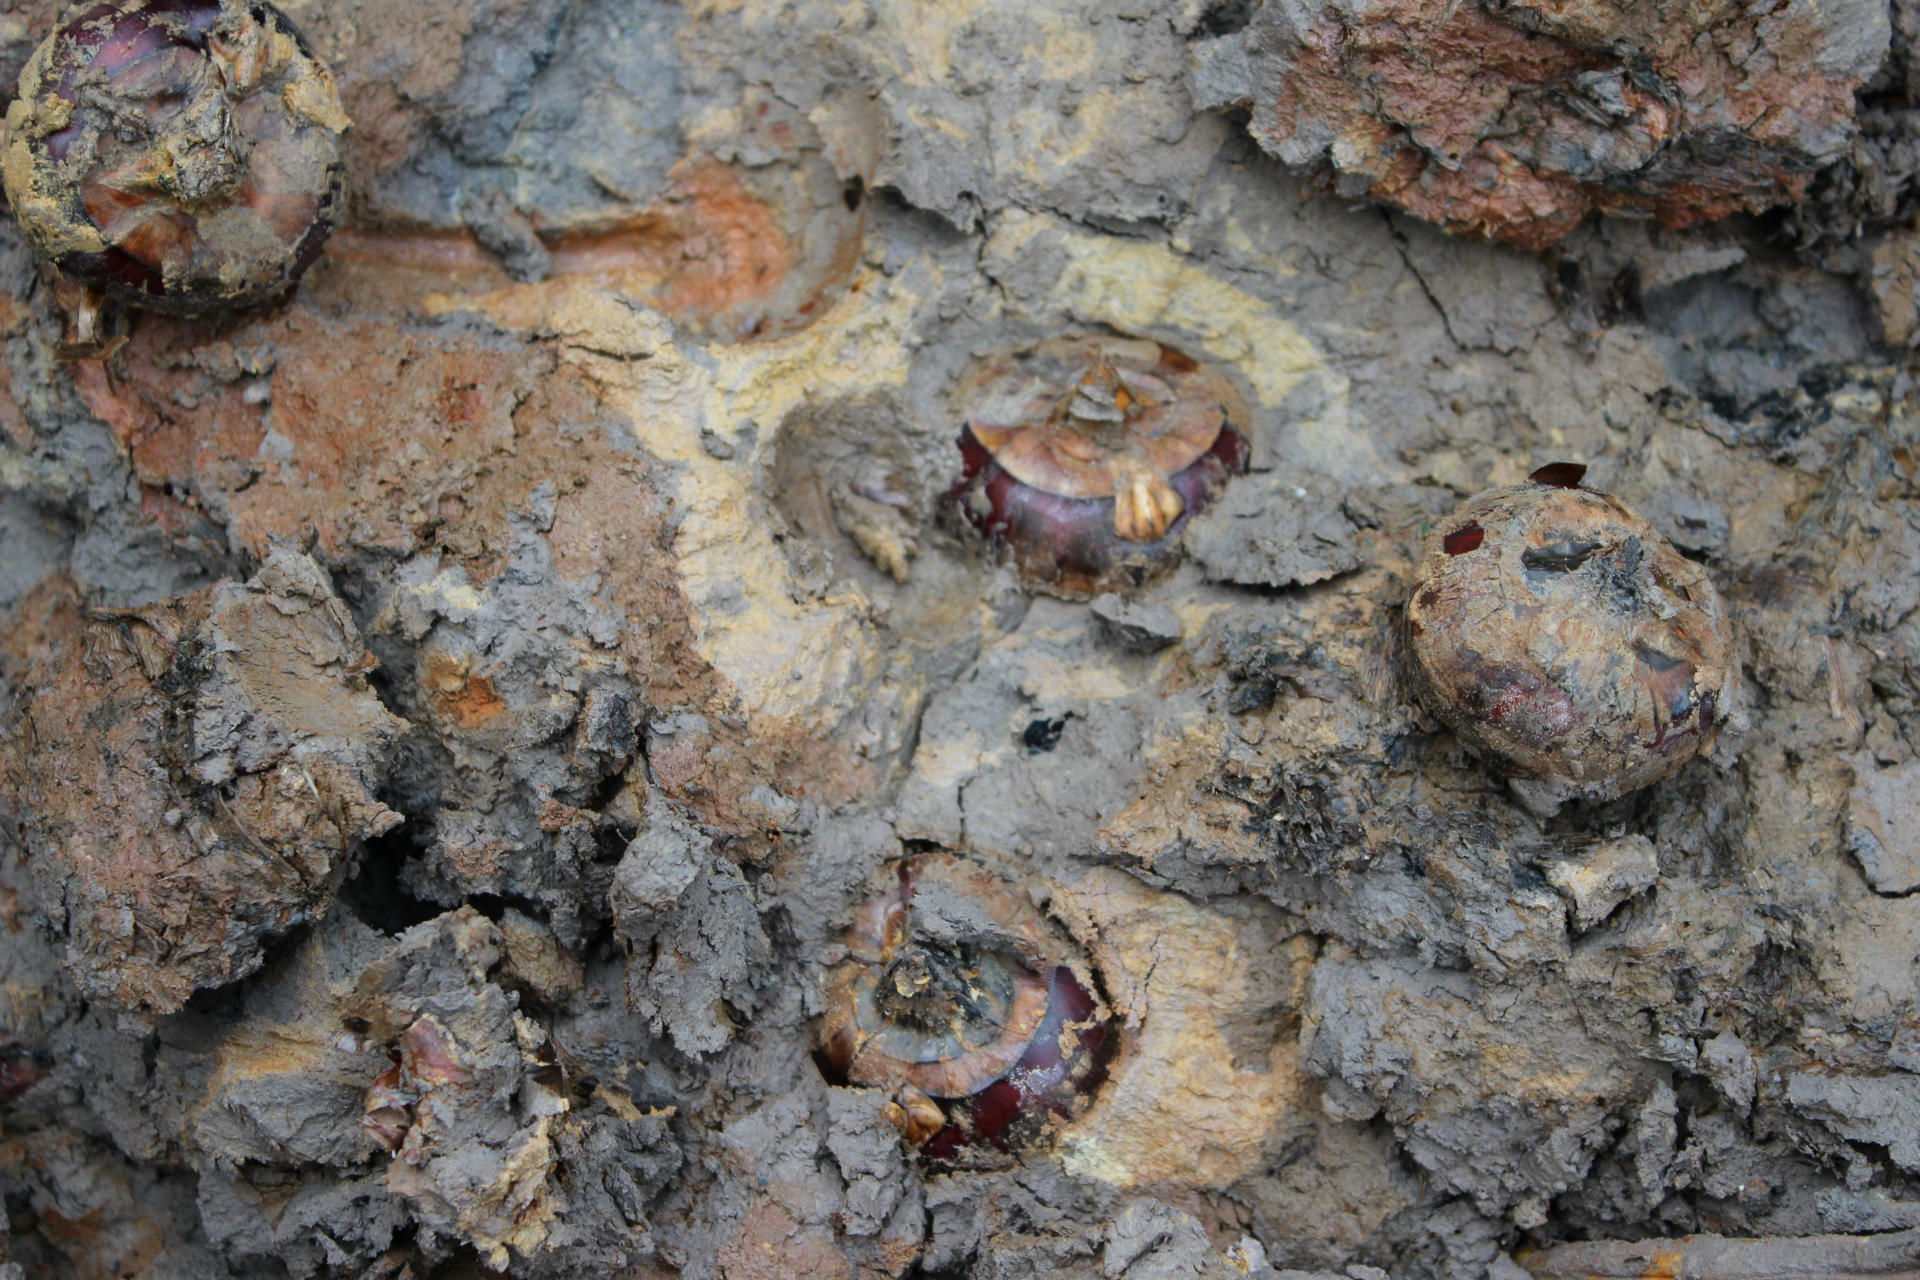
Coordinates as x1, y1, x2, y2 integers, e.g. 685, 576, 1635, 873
1, 1, 1918, 1278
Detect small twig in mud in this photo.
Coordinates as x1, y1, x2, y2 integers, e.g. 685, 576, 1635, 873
1523, 1227, 1920, 1279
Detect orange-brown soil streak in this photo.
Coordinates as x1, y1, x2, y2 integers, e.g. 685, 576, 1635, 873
551, 160, 795, 329
422, 650, 509, 729
317, 158, 802, 335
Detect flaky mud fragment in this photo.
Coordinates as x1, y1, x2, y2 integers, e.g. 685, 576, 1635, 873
180, 907, 682, 1276
611, 794, 773, 1057
691, 1089, 930, 1280
1096, 568, 1414, 887
0, 549, 399, 1022
1302, 949, 1656, 1216
1844, 752, 1920, 893
1543, 835, 1659, 932
1184, 471, 1361, 590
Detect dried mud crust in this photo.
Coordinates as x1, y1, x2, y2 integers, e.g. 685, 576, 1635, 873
1191, 0, 1891, 248
1, 550, 401, 1023
0, 1, 1917, 1279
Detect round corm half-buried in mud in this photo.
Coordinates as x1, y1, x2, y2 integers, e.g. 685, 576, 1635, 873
816, 853, 1114, 1163
1406, 463, 1738, 808
3, 0, 351, 315
949, 336, 1249, 597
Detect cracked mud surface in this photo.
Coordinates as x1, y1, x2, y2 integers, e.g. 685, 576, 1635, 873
0, 1, 1919, 1278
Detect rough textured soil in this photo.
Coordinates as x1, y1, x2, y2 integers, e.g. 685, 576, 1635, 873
1, 1, 1919, 1278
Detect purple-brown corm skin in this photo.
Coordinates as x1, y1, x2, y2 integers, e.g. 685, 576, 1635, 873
955, 423, 1248, 595
915, 963, 1112, 1162
816, 854, 1115, 1163
949, 338, 1250, 597
1406, 463, 1738, 806
3, 0, 349, 313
